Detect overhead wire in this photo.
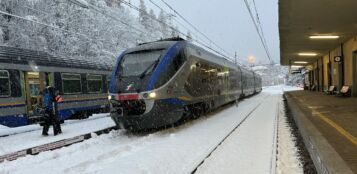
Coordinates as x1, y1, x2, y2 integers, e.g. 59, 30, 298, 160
121, 0, 236, 63
159, 0, 234, 59
252, 0, 272, 64
0, 9, 96, 41
146, 0, 210, 46
147, 0, 244, 64
66, 0, 156, 40
243, 0, 273, 63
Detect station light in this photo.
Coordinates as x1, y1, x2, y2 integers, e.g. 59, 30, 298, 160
294, 61, 308, 64
298, 53, 317, 56
309, 35, 339, 39
291, 65, 303, 68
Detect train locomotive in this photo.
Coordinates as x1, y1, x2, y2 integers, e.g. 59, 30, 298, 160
109, 38, 262, 130
0, 46, 112, 127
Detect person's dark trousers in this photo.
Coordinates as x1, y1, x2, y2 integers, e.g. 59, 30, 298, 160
53, 120, 62, 135
42, 118, 51, 136
52, 116, 62, 136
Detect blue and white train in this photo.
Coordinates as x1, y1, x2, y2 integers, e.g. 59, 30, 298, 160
0, 46, 112, 127
109, 38, 262, 130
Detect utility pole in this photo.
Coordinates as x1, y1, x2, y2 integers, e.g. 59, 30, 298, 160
234, 51, 237, 65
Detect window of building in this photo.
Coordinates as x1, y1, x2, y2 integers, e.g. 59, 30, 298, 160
62, 73, 82, 94
0, 70, 10, 97
87, 74, 103, 93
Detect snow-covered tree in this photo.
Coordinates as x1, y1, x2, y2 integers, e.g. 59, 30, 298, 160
0, 0, 164, 65
158, 9, 169, 38
138, 0, 150, 29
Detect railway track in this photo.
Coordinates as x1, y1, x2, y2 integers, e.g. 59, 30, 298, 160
1, 94, 270, 169
190, 95, 274, 174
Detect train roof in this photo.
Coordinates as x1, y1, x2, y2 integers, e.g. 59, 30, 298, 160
127, 41, 177, 53
0, 46, 113, 71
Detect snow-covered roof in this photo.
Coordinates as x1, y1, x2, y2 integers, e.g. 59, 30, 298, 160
0, 46, 113, 71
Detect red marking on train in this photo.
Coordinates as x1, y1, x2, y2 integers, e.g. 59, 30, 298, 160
116, 94, 139, 101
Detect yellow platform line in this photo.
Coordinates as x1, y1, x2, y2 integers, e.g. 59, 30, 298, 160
312, 108, 357, 146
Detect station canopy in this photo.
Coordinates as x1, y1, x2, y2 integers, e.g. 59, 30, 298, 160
279, 0, 357, 65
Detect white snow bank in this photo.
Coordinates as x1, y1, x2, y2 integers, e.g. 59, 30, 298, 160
0, 113, 109, 137
276, 102, 303, 174
0, 114, 113, 156
263, 85, 302, 95
0, 125, 9, 129
0, 92, 269, 174
0, 86, 303, 174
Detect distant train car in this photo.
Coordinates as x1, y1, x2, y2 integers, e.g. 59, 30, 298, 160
0, 46, 112, 127
109, 38, 262, 130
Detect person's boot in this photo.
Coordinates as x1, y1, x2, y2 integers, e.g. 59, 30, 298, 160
42, 125, 49, 136
57, 123, 62, 134
53, 125, 59, 136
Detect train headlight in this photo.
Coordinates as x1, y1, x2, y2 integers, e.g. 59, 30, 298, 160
108, 95, 112, 100
148, 92, 156, 98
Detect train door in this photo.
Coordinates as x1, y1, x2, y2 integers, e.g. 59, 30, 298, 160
24, 72, 48, 115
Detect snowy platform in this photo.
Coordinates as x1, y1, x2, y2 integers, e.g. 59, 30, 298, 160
0, 86, 303, 174
285, 91, 357, 174
0, 114, 115, 157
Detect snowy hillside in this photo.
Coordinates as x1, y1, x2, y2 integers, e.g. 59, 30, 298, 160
0, 0, 178, 65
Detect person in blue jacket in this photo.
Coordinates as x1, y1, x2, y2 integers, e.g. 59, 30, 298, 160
42, 86, 62, 136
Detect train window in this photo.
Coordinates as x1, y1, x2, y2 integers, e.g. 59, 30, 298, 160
119, 49, 165, 77
61, 73, 82, 94
0, 70, 10, 97
153, 51, 186, 88
87, 74, 103, 93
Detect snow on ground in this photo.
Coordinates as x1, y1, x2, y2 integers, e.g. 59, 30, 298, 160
0, 114, 109, 137
276, 102, 303, 174
0, 125, 9, 129
0, 114, 114, 156
195, 94, 280, 174
0, 85, 302, 174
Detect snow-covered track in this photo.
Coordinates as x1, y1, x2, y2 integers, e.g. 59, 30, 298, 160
0, 126, 117, 163
191, 102, 263, 174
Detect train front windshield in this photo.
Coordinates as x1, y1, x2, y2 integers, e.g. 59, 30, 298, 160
119, 50, 165, 77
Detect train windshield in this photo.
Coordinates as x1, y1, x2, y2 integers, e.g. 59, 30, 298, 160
119, 50, 166, 77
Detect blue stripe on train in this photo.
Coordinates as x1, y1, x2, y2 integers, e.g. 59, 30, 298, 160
58, 104, 109, 120
0, 114, 28, 127
146, 41, 184, 91
162, 98, 187, 105
0, 104, 109, 127
0, 98, 106, 108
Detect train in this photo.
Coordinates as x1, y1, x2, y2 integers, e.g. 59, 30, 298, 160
109, 38, 262, 130
0, 46, 112, 127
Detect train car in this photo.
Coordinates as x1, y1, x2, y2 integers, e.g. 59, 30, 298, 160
0, 46, 112, 127
109, 38, 262, 130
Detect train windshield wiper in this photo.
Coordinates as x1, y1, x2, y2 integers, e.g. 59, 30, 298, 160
139, 55, 161, 79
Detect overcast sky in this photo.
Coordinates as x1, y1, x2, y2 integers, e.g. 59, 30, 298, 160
132, 0, 279, 64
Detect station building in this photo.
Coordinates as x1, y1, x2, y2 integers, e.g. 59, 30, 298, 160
279, 0, 357, 173
280, 0, 357, 96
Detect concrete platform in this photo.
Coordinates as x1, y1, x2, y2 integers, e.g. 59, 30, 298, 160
285, 91, 357, 174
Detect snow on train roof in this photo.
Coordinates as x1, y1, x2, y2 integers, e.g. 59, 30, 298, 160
0, 46, 113, 71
